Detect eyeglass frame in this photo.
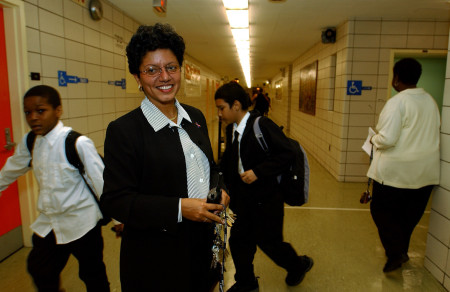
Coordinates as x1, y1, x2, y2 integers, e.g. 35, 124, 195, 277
139, 64, 181, 77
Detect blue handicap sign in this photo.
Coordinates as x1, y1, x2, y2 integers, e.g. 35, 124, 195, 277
347, 80, 362, 95
58, 71, 89, 87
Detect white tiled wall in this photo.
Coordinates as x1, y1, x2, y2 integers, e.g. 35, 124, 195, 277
21, 0, 221, 155
269, 19, 449, 183
425, 37, 450, 290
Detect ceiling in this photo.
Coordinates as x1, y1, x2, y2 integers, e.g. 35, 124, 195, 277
108, 0, 450, 87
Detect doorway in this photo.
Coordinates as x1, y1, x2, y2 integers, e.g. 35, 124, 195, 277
389, 49, 447, 112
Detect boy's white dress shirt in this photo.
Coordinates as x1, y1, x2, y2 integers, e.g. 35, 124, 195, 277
0, 121, 104, 244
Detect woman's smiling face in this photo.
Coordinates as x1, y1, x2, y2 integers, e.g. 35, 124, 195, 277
134, 48, 181, 107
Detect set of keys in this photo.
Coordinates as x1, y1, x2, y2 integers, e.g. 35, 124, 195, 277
210, 210, 237, 269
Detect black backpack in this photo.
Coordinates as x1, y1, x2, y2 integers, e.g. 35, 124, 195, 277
253, 116, 310, 206
26, 130, 110, 225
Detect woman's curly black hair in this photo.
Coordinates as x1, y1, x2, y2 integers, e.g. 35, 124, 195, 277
126, 23, 185, 76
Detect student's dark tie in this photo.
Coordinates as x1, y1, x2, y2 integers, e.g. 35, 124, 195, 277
232, 131, 240, 173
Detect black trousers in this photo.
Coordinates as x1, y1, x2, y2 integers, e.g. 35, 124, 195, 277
370, 181, 433, 259
229, 182, 299, 283
27, 224, 110, 292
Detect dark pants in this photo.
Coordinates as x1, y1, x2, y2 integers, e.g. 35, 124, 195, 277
27, 224, 110, 292
370, 181, 433, 260
229, 182, 299, 283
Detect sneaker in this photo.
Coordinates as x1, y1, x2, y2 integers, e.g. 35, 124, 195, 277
285, 255, 314, 286
226, 277, 259, 292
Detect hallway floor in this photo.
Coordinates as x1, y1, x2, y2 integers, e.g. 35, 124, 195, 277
0, 154, 445, 291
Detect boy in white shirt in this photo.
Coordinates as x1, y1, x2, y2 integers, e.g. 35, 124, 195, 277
0, 85, 110, 291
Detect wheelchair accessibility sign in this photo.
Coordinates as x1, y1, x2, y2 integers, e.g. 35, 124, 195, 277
347, 80, 372, 95
58, 71, 88, 87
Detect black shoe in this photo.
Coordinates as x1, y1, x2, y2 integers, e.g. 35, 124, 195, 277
285, 255, 314, 286
226, 277, 259, 292
383, 257, 403, 273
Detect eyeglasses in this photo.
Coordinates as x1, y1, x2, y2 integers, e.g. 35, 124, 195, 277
140, 64, 180, 76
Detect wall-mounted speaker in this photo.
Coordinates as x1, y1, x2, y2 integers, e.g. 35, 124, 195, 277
321, 28, 336, 43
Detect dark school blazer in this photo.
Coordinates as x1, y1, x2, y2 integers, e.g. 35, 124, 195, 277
221, 112, 294, 205
101, 104, 222, 291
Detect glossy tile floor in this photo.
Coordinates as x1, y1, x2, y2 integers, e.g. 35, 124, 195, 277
0, 154, 445, 291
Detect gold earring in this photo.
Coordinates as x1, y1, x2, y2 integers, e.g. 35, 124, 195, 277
138, 85, 143, 91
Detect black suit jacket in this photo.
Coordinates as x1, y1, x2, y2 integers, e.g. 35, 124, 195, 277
221, 112, 293, 205
101, 104, 221, 291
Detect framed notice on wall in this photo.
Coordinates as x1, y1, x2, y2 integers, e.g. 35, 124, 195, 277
299, 60, 318, 115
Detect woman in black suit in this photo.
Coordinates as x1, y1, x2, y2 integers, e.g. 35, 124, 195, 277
101, 23, 229, 292
215, 82, 313, 292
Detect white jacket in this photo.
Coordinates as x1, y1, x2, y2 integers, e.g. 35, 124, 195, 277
367, 88, 440, 189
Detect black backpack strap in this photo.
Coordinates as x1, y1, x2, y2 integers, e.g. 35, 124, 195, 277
65, 130, 100, 202
26, 131, 37, 167
65, 131, 84, 174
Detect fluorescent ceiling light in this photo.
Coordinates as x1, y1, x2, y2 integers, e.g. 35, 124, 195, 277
231, 28, 249, 41
222, 0, 248, 9
226, 10, 248, 28
235, 40, 249, 49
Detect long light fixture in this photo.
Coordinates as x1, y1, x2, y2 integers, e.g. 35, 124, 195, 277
223, 0, 251, 88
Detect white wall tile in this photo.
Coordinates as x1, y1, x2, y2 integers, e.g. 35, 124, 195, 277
112, 7, 124, 26
66, 60, 85, 77
85, 46, 101, 65
68, 99, 87, 118
446, 252, 450, 278
38, 0, 63, 15
101, 51, 114, 68
100, 34, 114, 52
123, 15, 133, 32
445, 275, 450, 291
65, 40, 85, 62
24, 2, 39, 29
407, 35, 434, 48
353, 35, 380, 48
381, 21, 408, 35
100, 0, 113, 21
84, 27, 101, 48
87, 99, 103, 115
67, 83, 87, 100
38, 9, 64, 36
441, 134, 450, 162
113, 24, 124, 39
435, 22, 450, 35
380, 35, 407, 48
88, 115, 103, 132
27, 52, 42, 73
100, 19, 113, 36
68, 116, 88, 133
86, 82, 102, 98
352, 48, 380, 62
113, 54, 125, 70
428, 211, 450, 247
408, 21, 435, 35
426, 234, 449, 270
424, 257, 445, 283
443, 107, 450, 134
40, 32, 65, 58
101, 67, 114, 83
354, 20, 381, 34
82, 9, 101, 31
26, 28, 40, 53
103, 98, 116, 114
441, 161, 450, 191
352, 62, 379, 75
64, 19, 84, 42
41, 55, 65, 78
63, 0, 82, 22
85, 64, 101, 82
432, 187, 450, 220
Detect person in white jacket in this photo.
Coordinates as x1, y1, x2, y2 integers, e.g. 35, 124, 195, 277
367, 58, 440, 273
0, 85, 110, 292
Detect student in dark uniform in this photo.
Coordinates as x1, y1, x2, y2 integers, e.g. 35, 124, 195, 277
215, 82, 313, 292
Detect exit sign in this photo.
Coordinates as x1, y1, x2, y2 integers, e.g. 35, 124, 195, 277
71, 0, 87, 7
